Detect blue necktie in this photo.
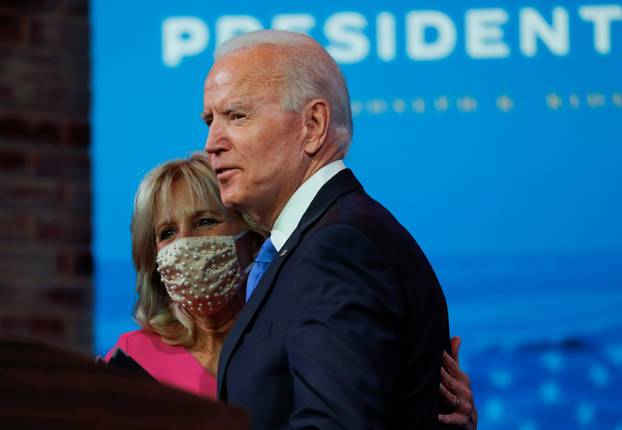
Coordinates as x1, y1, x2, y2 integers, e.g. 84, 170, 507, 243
245, 237, 277, 302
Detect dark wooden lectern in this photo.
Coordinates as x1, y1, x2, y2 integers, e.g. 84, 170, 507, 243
0, 339, 250, 429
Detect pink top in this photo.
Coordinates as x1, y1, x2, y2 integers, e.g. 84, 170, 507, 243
104, 329, 217, 399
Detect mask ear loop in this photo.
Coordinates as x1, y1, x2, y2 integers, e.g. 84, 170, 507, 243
242, 262, 253, 275
233, 229, 255, 274
233, 229, 250, 241
238, 248, 254, 300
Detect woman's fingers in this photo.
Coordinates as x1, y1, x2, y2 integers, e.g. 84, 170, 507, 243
440, 382, 459, 407
441, 335, 478, 430
443, 350, 460, 378
451, 336, 462, 363
438, 412, 470, 428
441, 366, 464, 395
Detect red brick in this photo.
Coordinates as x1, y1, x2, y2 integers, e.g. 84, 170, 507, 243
77, 224, 91, 242
34, 217, 62, 240
32, 150, 90, 178
0, 84, 12, 100
28, 316, 66, 336
5, 51, 58, 77
0, 85, 90, 116
29, 17, 89, 53
1, 0, 63, 14
64, 19, 90, 51
29, 17, 60, 46
0, 116, 29, 139
67, 121, 89, 147
0, 13, 23, 44
64, 0, 88, 17
0, 181, 61, 208
57, 90, 90, 116
33, 119, 63, 143
0, 212, 34, 239
28, 87, 67, 114
44, 285, 90, 308
67, 184, 91, 213
1, 316, 24, 332
0, 0, 91, 352
0, 116, 62, 143
0, 147, 28, 171
35, 214, 91, 243
56, 249, 72, 274
58, 180, 72, 202
55, 249, 92, 276
73, 250, 93, 275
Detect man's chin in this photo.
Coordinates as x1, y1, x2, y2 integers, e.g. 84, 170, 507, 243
219, 187, 244, 210
218, 181, 259, 219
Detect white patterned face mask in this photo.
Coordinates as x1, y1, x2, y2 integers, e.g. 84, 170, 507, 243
155, 233, 247, 315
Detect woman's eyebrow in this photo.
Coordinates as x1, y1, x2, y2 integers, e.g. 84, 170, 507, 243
191, 209, 222, 219
154, 219, 172, 232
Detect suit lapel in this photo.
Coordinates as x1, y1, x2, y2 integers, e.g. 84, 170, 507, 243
217, 169, 362, 398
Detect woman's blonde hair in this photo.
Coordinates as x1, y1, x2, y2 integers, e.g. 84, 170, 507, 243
131, 152, 258, 346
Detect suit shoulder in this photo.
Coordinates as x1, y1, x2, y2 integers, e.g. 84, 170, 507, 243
299, 221, 380, 256
317, 189, 418, 249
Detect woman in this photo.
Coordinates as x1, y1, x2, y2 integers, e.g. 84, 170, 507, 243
105, 153, 477, 428
105, 152, 261, 397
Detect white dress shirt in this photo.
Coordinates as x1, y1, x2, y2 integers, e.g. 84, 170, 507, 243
270, 160, 346, 251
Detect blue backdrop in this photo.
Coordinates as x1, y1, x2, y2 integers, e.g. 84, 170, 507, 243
92, 1, 622, 428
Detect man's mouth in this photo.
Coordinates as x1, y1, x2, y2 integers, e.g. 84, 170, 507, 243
214, 167, 239, 182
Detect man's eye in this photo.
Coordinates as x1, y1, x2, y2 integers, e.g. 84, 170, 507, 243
201, 113, 213, 127
230, 112, 245, 121
159, 228, 175, 241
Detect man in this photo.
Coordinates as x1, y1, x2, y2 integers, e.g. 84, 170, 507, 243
203, 30, 455, 429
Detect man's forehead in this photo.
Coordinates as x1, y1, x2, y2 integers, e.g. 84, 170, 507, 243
205, 49, 284, 96
205, 81, 265, 108
204, 71, 281, 108
204, 62, 237, 89
205, 71, 259, 94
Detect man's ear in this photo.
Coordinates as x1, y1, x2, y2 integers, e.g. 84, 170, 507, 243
302, 99, 330, 156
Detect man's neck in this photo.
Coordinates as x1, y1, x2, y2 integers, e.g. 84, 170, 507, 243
258, 153, 344, 229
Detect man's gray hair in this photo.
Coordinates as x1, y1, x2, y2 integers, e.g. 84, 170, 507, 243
215, 30, 353, 152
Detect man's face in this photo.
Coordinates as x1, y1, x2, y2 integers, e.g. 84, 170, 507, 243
202, 48, 306, 224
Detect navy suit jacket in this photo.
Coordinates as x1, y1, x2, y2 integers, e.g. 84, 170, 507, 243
218, 169, 453, 429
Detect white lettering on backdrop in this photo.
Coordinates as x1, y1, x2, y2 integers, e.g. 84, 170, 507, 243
161, 5, 622, 67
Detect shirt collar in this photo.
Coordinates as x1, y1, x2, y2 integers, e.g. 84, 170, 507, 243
270, 160, 346, 251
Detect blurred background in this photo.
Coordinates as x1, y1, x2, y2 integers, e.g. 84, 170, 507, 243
1, 0, 621, 428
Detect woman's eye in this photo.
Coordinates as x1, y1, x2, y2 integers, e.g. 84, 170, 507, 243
159, 228, 175, 241
198, 217, 218, 228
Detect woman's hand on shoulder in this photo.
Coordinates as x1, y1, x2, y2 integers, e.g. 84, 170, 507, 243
439, 336, 478, 430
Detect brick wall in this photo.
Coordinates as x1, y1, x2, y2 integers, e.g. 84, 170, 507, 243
0, 0, 92, 353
